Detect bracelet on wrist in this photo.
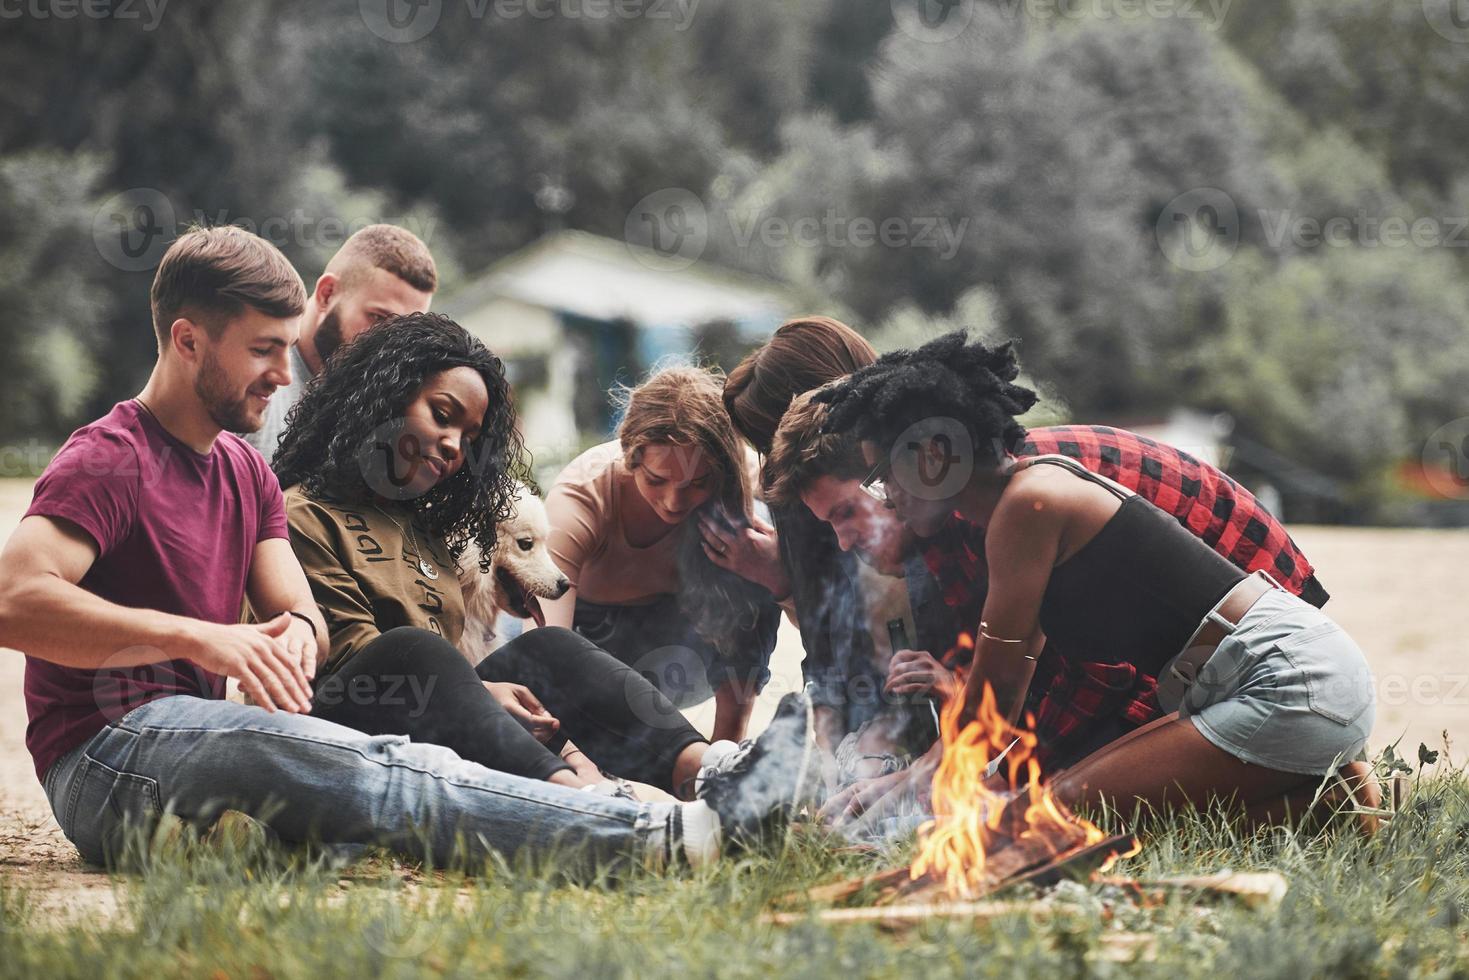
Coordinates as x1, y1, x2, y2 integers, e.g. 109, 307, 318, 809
278, 610, 316, 632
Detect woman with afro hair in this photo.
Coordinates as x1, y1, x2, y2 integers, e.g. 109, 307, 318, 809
813, 331, 1380, 831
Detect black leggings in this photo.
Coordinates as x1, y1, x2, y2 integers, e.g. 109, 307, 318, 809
310, 626, 708, 793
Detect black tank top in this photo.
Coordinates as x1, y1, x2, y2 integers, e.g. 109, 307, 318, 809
1026, 456, 1247, 676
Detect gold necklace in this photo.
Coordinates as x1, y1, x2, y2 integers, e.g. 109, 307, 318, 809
372, 502, 439, 580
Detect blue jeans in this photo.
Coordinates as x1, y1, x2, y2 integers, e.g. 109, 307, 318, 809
41, 694, 677, 871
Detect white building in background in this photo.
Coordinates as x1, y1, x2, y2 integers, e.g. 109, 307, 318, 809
443, 231, 796, 473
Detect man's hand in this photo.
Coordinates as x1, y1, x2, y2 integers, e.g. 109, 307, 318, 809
819, 769, 911, 827
184, 613, 314, 714
698, 510, 791, 599
885, 648, 957, 700
819, 743, 944, 827
276, 613, 319, 682
485, 681, 559, 743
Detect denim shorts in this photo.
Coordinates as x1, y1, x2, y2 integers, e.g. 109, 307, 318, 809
1176, 587, 1375, 775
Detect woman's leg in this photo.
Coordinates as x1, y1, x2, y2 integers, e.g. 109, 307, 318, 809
312, 627, 580, 786
571, 599, 717, 708
1050, 715, 1379, 833
1051, 714, 1315, 815
1050, 591, 1376, 831
478, 627, 710, 796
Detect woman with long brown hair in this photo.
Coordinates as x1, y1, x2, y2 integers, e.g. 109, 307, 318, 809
716, 317, 918, 764
537, 364, 782, 743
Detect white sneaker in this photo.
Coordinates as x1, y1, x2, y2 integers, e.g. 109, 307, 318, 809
677, 799, 723, 868
693, 739, 743, 797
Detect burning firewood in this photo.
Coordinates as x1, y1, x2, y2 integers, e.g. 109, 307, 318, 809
909, 681, 1121, 900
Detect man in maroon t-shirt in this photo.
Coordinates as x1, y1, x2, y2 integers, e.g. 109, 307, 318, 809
0, 225, 766, 871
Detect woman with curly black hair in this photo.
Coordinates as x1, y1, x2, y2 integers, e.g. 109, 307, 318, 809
271, 314, 776, 806
814, 331, 1379, 830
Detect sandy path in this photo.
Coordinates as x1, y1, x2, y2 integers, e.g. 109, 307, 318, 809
1, 473, 1464, 918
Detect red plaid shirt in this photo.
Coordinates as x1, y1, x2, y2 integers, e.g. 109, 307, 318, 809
923, 425, 1325, 765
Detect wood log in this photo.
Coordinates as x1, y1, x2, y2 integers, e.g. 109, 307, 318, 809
1092, 871, 1288, 909
761, 899, 1051, 930
771, 865, 913, 909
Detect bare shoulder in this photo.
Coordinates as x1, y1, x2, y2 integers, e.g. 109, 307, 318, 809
994, 464, 1078, 520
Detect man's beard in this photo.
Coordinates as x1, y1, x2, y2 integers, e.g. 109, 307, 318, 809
195, 348, 257, 433
315, 305, 345, 366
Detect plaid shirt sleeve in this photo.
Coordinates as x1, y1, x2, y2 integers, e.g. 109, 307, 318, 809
922, 424, 1324, 767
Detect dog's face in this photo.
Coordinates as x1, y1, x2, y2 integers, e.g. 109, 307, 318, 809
486, 487, 569, 627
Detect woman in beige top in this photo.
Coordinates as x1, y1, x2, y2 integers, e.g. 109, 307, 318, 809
540, 365, 783, 743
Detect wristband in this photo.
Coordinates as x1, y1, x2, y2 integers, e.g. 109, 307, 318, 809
278, 610, 316, 632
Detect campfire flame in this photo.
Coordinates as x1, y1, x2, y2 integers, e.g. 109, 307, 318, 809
911, 654, 1111, 899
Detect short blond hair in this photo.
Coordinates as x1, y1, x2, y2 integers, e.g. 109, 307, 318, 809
762, 388, 868, 509
329, 224, 437, 294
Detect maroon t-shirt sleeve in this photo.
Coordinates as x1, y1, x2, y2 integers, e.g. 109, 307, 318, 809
249, 448, 289, 542
24, 427, 141, 555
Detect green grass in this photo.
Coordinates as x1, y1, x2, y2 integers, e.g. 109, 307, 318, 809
4, 770, 1468, 980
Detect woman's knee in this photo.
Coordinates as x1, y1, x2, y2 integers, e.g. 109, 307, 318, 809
514, 626, 622, 674
357, 626, 474, 674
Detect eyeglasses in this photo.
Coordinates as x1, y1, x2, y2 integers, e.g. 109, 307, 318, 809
860, 457, 891, 502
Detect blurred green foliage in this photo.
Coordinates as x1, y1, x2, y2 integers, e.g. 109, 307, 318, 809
1, 0, 1466, 519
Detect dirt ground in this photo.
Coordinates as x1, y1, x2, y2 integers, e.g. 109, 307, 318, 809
1, 476, 1465, 922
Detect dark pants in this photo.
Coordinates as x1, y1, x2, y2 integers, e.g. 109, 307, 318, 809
572, 595, 779, 709
311, 626, 707, 794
